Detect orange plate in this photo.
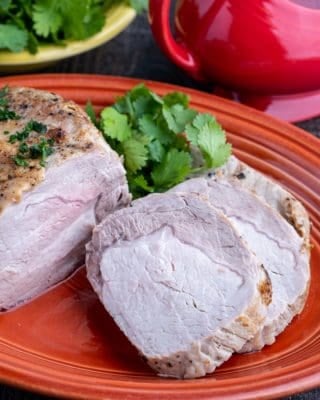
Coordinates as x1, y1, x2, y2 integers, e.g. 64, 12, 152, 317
0, 74, 319, 400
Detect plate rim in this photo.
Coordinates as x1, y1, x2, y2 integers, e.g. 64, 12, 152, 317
0, 74, 319, 400
2, 73, 318, 153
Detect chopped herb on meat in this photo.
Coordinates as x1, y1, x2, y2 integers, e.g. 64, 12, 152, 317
1, 86, 54, 167
0, 86, 20, 121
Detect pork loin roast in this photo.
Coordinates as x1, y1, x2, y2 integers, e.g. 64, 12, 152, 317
173, 175, 310, 352
217, 156, 310, 247
0, 87, 130, 311
86, 192, 271, 378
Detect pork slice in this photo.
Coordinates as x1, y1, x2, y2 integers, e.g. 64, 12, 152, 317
0, 87, 131, 311
216, 155, 310, 249
172, 177, 310, 352
86, 192, 271, 379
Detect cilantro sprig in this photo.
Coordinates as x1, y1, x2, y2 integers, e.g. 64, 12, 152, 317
0, 0, 148, 54
90, 84, 232, 198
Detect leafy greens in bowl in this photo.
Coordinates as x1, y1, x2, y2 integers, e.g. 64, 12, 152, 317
0, 0, 147, 72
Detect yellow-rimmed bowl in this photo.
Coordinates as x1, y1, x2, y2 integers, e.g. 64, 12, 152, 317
0, 4, 136, 73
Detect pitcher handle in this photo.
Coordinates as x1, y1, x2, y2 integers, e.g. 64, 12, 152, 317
148, 0, 202, 78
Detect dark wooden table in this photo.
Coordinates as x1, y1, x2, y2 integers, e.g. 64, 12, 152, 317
0, 12, 319, 400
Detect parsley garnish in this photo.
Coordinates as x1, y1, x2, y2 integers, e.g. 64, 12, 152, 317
29, 120, 47, 134
12, 136, 55, 168
8, 120, 47, 144
0, 86, 20, 121
18, 142, 29, 154
12, 155, 29, 167
92, 84, 232, 198
0, 1, 148, 54
29, 138, 55, 167
0, 85, 54, 168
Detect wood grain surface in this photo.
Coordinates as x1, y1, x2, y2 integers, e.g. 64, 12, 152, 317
0, 12, 319, 400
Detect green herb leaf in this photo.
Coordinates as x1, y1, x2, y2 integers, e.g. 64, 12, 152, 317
129, 174, 154, 199
192, 113, 214, 130
98, 84, 231, 198
5, 104, 52, 168
0, 108, 20, 121
29, 137, 54, 166
59, 0, 105, 40
0, 86, 20, 121
0, 0, 146, 55
132, 175, 153, 192
139, 114, 173, 145
185, 113, 213, 145
12, 155, 29, 167
29, 120, 47, 133
0, 0, 12, 12
151, 149, 192, 191
0, 23, 28, 52
197, 121, 232, 168
184, 125, 198, 146
32, 0, 62, 38
114, 84, 163, 123
85, 100, 98, 127
162, 104, 197, 134
19, 142, 29, 153
26, 31, 38, 54
8, 134, 17, 143
148, 139, 165, 163
101, 107, 132, 142
128, 0, 148, 12
163, 92, 189, 108
122, 138, 148, 173
0, 85, 8, 101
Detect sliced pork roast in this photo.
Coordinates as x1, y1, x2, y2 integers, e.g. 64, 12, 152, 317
86, 192, 271, 378
0, 87, 130, 311
172, 176, 310, 352
217, 155, 310, 248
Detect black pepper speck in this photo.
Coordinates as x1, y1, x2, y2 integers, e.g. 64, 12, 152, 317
236, 172, 246, 180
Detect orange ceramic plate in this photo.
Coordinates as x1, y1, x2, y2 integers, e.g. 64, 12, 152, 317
0, 74, 319, 400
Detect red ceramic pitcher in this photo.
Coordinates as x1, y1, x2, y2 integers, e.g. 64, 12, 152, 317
149, 0, 320, 121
